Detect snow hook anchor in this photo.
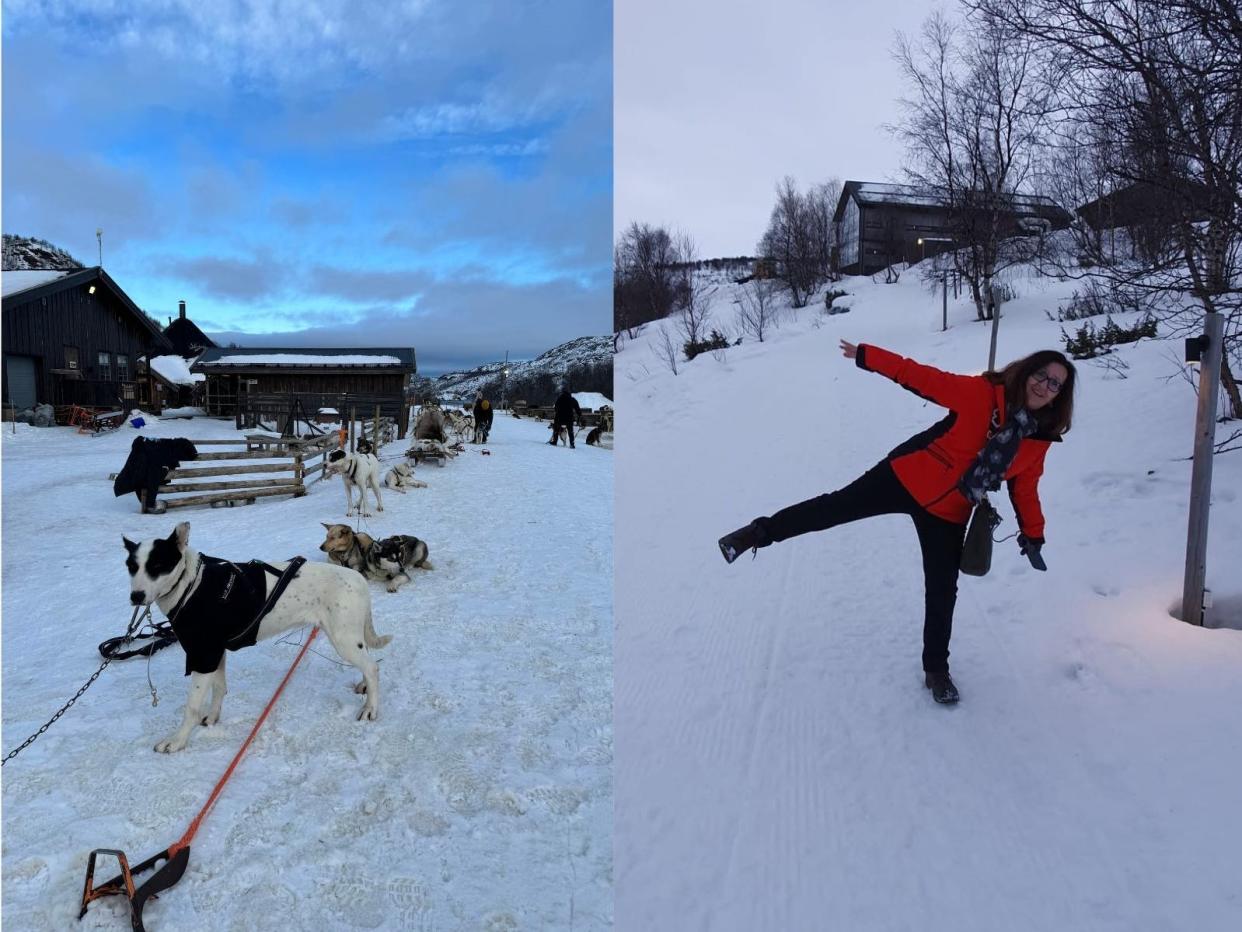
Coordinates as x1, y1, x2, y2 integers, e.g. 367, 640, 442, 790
79, 844, 190, 932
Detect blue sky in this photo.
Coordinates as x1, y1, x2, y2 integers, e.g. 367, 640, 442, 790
2, 0, 612, 374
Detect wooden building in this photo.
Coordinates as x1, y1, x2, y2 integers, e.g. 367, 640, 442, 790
162, 299, 217, 358
193, 346, 417, 435
2, 267, 171, 413
833, 182, 1072, 276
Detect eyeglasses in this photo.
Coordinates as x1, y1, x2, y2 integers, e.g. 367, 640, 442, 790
1032, 370, 1064, 394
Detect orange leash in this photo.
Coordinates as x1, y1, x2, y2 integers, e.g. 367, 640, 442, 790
82, 627, 321, 930
169, 627, 318, 856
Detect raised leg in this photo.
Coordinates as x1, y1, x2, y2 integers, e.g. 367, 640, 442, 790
762, 461, 914, 543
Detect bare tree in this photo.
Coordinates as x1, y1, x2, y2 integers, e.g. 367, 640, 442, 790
758, 176, 822, 308
893, 10, 1058, 321
614, 222, 695, 337
677, 255, 715, 349
656, 326, 682, 375
737, 277, 780, 342
966, 0, 1242, 418
810, 179, 842, 282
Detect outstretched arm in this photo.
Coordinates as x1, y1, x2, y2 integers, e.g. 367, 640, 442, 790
845, 341, 982, 410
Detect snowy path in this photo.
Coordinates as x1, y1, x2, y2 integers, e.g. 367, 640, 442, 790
2, 412, 612, 930
615, 272, 1242, 931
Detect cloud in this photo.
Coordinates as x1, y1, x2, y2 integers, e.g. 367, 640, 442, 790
161, 254, 287, 301
0, 146, 167, 258
200, 274, 608, 374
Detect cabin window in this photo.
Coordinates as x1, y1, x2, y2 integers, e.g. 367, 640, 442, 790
97, 352, 112, 381
117, 354, 130, 381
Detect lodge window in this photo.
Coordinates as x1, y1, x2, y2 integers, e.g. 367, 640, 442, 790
64, 346, 80, 370
98, 352, 112, 381
117, 354, 130, 381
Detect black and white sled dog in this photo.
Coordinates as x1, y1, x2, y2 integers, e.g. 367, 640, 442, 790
383, 462, 427, 491
319, 524, 433, 592
326, 448, 384, 516
123, 522, 391, 753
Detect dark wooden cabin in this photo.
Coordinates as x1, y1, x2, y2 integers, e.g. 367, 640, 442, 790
2, 267, 171, 414
192, 346, 417, 435
833, 182, 1072, 276
162, 299, 217, 359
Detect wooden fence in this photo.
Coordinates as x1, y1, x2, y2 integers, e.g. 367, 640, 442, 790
145, 433, 341, 512
237, 392, 411, 439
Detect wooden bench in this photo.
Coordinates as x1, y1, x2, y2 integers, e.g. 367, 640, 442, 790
141, 434, 340, 511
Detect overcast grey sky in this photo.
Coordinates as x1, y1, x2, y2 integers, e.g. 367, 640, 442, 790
616, 0, 931, 259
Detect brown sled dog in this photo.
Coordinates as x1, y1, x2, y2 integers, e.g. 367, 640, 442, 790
319, 524, 433, 593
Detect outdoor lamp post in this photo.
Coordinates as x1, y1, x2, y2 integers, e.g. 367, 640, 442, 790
918, 237, 925, 263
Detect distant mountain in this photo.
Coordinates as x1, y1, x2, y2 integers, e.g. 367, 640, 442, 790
431, 335, 613, 407
2, 234, 85, 271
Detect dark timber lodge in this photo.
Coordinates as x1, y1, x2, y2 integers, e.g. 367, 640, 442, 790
833, 181, 1072, 276
192, 346, 417, 437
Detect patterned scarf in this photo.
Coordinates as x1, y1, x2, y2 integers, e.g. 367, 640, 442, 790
958, 406, 1038, 505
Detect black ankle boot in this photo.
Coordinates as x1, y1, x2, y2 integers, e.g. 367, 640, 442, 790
718, 519, 772, 564
925, 671, 960, 704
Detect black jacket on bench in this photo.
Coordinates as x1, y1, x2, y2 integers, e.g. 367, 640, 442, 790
113, 437, 199, 506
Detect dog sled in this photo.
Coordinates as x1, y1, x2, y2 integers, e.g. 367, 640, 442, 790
406, 438, 461, 467
69, 405, 128, 436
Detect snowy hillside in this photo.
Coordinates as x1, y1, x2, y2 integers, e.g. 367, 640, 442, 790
1, 413, 613, 930
2, 234, 85, 271
434, 336, 613, 404
615, 264, 1242, 930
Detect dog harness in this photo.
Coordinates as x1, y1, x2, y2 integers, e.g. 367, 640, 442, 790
168, 555, 307, 675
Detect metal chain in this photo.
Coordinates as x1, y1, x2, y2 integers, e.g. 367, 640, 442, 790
1, 605, 150, 767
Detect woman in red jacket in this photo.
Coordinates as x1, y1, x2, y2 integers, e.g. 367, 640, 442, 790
718, 339, 1077, 704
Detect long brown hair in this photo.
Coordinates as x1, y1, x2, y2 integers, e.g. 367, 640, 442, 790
985, 349, 1077, 437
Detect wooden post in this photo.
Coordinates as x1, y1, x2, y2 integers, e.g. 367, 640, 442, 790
293, 452, 305, 495
986, 283, 1002, 372
349, 406, 356, 452
1181, 311, 1225, 625
942, 272, 948, 332
373, 405, 380, 449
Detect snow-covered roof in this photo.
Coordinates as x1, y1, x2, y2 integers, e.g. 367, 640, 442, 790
850, 182, 1063, 212
149, 355, 205, 385
203, 353, 402, 366
2, 269, 76, 298
573, 392, 613, 411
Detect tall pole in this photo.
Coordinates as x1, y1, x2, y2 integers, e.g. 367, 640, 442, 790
986, 284, 1002, 371
1181, 311, 1225, 625
942, 272, 948, 332
96, 228, 103, 267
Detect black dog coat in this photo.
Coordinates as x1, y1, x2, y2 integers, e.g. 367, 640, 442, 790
169, 556, 306, 675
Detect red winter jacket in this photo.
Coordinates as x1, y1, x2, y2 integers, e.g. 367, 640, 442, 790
856, 344, 1056, 541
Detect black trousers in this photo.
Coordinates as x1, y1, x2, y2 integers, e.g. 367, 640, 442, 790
761, 461, 967, 674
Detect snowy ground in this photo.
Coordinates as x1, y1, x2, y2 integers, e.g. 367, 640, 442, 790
615, 265, 1242, 930
1, 411, 612, 930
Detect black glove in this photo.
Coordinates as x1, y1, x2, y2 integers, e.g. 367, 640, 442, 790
1018, 534, 1047, 571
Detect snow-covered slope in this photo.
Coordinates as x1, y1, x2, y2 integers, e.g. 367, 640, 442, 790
615, 263, 1242, 930
434, 336, 613, 403
2, 234, 85, 270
